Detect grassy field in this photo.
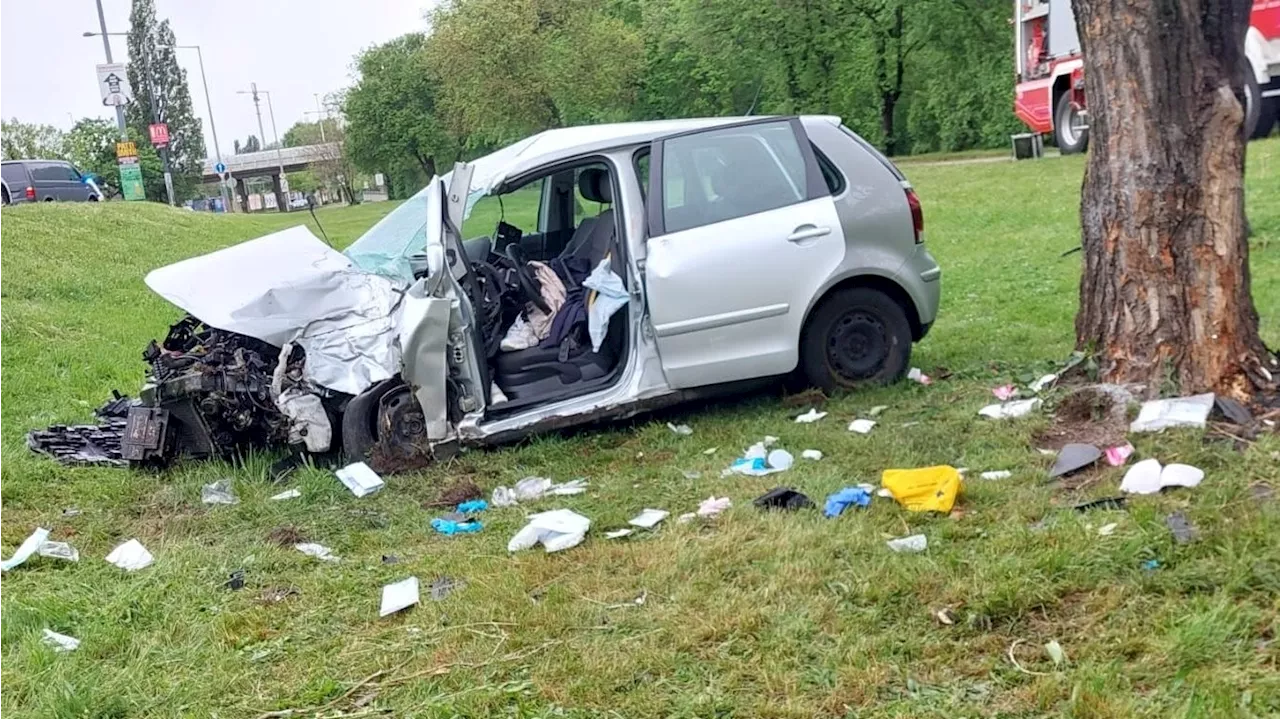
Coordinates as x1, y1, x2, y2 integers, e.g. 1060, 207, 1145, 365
2, 142, 1278, 718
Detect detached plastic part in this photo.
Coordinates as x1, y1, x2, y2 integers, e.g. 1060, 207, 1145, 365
1129, 393, 1214, 432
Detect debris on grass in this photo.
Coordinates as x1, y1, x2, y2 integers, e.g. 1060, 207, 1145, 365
335, 461, 385, 498
431, 518, 482, 535
702, 447, 718, 455
682, 470, 702, 480
979, 470, 1012, 480
1165, 512, 1198, 543
492, 477, 588, 507
1071, 496, 1126, 512
1044, 639, 1067, 667
429, 576, 463, 601
794, 408, 828, 424
993, 384, 1018, 401
294, 543, 339, 562
680, 496, 732, 522
1, 528, 51, 572
224, 569, 246, 590
37, 541, 79, 562
1048, 443, 1102, 479
782, 388, 827, 409
379, 576, 420, 617
1103, 443, 1135, 466
42, 629, 80, 653
605, 528, 634, 539
881, 466, 963, 513
201, 479, 239, 505
753, 487, 814, 511
1029, 373, 1059, 393
1142, 559, 1162, 571
867, 405, 888, 417
105, 539, 153, 571
62, 508, 82, 517
1214, 397, 1253, 425
381, 555, 399, 564
667, 422, 693, 436
1097, 522, 1118, 536
270, 488, 301, 500
886, 534, 928, 552
508, 509, 590, 552
260, 586, 299, 603
457, 499, 488, 513
628, 508, 669, 529
1250, 483, 1275, 501
907, 367, 932, 385
1120, 459, 1204, 494
848, 419, 876, 434
823, 487, 871, 517
979, 398, 1042, 420
1129, 393, 1215, 433
802, 449, 823, 461
935, 608, 957, 625
725, 441, 793, 476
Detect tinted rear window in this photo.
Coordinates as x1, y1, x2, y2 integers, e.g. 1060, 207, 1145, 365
2, 163, 29, 185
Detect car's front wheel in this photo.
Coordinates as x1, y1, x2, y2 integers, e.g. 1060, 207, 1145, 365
800, 287, 912, 394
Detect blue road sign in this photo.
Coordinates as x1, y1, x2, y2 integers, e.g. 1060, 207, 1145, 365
215, 162, 226, 174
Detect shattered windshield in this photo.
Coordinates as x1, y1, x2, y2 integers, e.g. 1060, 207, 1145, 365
343, 182, 435, 284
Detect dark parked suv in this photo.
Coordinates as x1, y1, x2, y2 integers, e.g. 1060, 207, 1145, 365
1, 159, 100, 204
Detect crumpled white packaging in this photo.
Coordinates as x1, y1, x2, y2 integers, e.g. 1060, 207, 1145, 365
508, 509, 591, 553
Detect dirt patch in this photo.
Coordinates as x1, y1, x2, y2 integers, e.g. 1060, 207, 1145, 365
422, 477, 484, 509
781, 388, 827, 410
266, 525, 305, 547
1033, 384, 1133, 451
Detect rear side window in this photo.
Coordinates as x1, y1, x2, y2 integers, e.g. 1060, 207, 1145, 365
30, 162, 70, 182
659, 120, 808, 234
2, 163, 28, 185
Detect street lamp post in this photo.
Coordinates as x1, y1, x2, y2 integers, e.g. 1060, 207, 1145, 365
238, 85, 288, 212
162, 43, 230, 212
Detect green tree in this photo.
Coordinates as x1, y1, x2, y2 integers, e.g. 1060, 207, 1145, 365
235, 135, 261, 154
282, 119, 340, 148
125, 0, 206, 200
1, 119, 66, 160
344, 32, 457, 197
64, 118, 119, 193
426, 0, 644, 147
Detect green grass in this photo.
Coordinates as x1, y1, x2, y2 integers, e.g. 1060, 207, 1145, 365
3, 142, 1279, 718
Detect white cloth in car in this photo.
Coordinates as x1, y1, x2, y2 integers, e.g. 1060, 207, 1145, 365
499, 260, 568, 351
582, 257, 629, 352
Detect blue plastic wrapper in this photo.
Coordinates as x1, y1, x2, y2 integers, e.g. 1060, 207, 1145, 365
823, 487, 872, 518
457, 499, 488, 514
432, 518, 483, 535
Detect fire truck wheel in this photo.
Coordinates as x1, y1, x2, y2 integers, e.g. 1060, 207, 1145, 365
1054, 92, 1089, 155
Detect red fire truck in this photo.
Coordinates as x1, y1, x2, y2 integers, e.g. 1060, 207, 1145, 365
1014, 0, 1280, 153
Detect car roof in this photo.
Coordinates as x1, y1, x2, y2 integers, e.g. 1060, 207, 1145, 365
467, 114, 842, 195
3, 159, 68, 164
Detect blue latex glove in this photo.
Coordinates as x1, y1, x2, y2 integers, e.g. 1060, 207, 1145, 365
457, 499, 488, 514
432, 518, 483, 535
823, 487, 872, 518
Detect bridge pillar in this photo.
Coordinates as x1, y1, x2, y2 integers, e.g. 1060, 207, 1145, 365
234, 177, 249, 213
271, 173, 289, 213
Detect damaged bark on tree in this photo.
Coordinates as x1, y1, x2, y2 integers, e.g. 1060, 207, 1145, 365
1072, 0, 1275, 399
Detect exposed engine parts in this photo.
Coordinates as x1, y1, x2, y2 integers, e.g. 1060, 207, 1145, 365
28, 316, 339, 469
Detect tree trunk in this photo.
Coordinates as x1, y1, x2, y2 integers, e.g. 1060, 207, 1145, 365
1073, 0, 1274, 398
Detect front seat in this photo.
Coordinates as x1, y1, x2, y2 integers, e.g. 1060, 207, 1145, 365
491, 168, 620, 402
559, 168, 615, 267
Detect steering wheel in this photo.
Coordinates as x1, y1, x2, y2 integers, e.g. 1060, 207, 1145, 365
504, 243, 550, 314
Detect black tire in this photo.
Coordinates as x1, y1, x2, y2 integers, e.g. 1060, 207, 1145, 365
1054, 92, 1089, 155
800, 287, 912, 394
341, 378, 401, 461
1245, 71, 1275, 139
2, 188, 9, 205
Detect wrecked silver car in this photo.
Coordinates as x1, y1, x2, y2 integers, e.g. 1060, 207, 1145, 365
29, 116, 941, 473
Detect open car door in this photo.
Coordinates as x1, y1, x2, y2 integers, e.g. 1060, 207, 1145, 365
643, 117, 844, 388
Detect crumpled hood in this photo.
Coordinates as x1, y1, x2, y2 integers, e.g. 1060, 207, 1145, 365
144, 225, 404, 395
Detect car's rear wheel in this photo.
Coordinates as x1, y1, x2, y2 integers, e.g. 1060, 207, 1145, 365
800, 287, 912, 394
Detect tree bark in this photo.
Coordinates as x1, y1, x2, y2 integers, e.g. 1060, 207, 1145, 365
1073, 0, 1274, 398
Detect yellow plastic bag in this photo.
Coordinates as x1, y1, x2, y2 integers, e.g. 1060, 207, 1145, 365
881, 465, 963, 513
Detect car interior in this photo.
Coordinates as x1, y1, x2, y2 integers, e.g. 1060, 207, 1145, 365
458, 160, 630, 414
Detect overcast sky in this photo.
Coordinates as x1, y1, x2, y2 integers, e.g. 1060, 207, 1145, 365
1, 0, 430, 159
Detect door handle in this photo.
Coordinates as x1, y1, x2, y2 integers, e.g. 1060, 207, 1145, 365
787, 225, 831, 243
